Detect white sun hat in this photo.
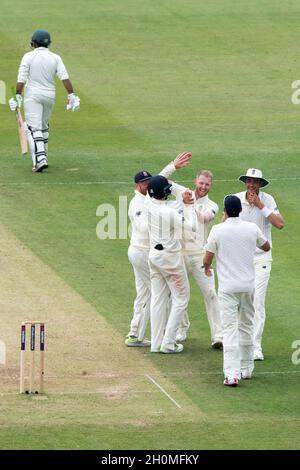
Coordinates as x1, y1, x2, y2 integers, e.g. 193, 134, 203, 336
238, 168, 269, 187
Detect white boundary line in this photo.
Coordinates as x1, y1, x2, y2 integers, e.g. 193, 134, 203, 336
146, 374, 182, 409
0, 177, 299, 186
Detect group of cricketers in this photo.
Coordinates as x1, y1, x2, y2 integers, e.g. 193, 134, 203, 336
9, 30, 284, 387
126, 154, 284, 386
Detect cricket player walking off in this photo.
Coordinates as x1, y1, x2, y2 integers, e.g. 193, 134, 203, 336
203, 196, 270, 386
9, 29, 80, 172
146, 175, 197, 353
236, 169, 284, 360
125, 153, 192, 347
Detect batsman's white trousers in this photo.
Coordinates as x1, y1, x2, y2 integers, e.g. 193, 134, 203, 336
128, 246, 151, 341
178, 253, 223, 343
253, 260, 272, 351
149, 249, 190, 351
24, 90, 55, 166
218, 291, 255, 380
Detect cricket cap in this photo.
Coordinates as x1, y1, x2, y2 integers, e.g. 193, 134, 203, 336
134, 171, 152, 184
224, 195, 242, 217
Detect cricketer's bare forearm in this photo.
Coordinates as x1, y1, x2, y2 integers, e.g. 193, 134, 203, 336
16, 82, 25, 95
203, 251, 214, 277
62, 79, 74, 94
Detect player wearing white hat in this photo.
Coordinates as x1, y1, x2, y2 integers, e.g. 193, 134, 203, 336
125, 153, 192, 347
203, 195, 270, 386
9, 29, 80, 172
235, 169, 284, 360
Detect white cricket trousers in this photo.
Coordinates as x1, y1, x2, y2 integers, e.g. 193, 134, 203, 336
128, 246, 151, 341
148, 249, 190, 351
182, 253, 223, 343
218, 291, 255, 380
253, 260, 272, 351
24, 89, 55, 166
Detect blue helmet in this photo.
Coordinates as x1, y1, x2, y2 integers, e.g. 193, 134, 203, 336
148, 175, 172, 200
31, 29, 51, 47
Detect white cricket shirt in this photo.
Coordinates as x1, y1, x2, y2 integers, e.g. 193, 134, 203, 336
17, 47, 69, 97
128, 162, 177, 251
205, 217, 267, 293
145, 196, 196, 253
235, 191, 280, 261
128, 191, 149, 250
165, 180, 219, 254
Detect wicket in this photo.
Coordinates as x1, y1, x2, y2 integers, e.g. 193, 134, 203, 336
20, 321, 45, 394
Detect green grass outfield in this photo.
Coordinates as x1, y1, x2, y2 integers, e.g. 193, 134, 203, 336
0, 0, 300, 450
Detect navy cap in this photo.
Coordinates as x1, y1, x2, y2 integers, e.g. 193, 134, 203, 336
134, 170, 152, 183
224, 195, 242, 217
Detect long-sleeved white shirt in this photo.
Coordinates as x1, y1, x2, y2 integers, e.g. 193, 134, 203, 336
17, 47, 69, 97
145, 195, 197, 253
167, 181, 219, 254
128, 162, 177, 250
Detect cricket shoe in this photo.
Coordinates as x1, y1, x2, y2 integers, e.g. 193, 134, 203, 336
125, 336, 151, 347
32, 159, 48, 173
241, 369, 253, 380
253, 349, 264, 361
160, 343, 184, 354
223, 377, 239, 387
175, 330, 187, 342
211, 340, 223, 350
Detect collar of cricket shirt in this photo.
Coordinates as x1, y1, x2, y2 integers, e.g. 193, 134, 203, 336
134, 190, 146, 199
193, 192, 209, 204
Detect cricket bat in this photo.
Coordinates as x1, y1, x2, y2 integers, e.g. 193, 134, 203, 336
11, 86, 27, 156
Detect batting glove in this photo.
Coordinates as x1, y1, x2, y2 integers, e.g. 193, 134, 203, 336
66, 93, 80, 112
9, 94, 22, 111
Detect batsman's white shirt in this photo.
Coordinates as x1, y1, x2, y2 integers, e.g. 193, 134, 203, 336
17, 47, 69, 97
235, 191, 279, 261
205, 218, 267, 293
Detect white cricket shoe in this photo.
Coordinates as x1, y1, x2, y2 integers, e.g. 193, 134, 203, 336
175, 330, 187, 342
253, 349, 264, 361
241, 369, 253, 380
160, 343, 184, 354
125, 336, 151, 347
223, 377, 239, 387
32, 159, 48, 173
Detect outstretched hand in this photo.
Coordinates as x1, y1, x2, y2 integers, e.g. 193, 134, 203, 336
174, 151, 192, 169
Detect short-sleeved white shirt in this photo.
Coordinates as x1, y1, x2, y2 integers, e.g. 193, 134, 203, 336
17, 47, 69, 97
235, 191, 279, 261
205, 217, 267, 293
